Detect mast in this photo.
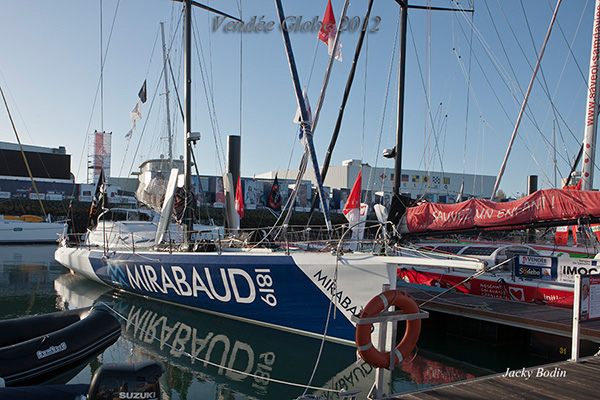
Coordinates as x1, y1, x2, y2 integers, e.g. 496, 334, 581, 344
490, 0, 562, 200
274, 0, 332, 231
387, 1, 471, 226
581, 0, 600, 190
393, 1, 408, 197
176, 0, 240, 244
183, 0, 193, 243
160, 22, 174, 169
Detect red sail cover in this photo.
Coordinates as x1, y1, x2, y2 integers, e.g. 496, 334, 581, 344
404, 189, 600, 233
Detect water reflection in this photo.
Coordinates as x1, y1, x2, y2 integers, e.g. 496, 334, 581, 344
54, 273, 492, 399
0, 244, 493, 399
55, 273, 375, 399
0, 244, 66, 318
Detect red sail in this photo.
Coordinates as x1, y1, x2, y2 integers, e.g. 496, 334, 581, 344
404, 189, 600, 233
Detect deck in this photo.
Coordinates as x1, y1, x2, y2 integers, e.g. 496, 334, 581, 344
393, 356, 600, 399
399, 283, 600, 343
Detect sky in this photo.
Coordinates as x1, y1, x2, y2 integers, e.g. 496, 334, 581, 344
0, 0, 597, 198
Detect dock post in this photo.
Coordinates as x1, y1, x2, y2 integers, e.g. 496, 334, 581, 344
369, 284, 391, 399
571, 274, 581, 362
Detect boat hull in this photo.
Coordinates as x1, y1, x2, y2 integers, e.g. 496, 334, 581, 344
54, 246, 397, 345
0, 220, 65, 243
400, 268, 573, 307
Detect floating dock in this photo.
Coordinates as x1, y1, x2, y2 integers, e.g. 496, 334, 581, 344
394, 356, 600, 399
400, 284, 600, 343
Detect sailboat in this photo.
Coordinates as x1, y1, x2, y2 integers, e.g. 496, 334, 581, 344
397, 0, 600, 308
0, 90, 67, 244
55, 0, 483, 347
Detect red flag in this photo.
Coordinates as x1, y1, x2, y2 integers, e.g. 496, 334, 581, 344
343, 169, 362, 216
318, 0, 342, 61
235, 176, 244, 219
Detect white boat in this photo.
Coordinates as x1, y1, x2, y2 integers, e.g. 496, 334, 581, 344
84, 207, 223, 250
0, 215, 65, 243
397, 241, 597, 308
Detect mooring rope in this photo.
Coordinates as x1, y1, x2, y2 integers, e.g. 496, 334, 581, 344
416, 256, 516, 308
95, 302, 347, 396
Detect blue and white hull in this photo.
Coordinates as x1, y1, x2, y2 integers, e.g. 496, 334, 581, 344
55, 246, 397, 345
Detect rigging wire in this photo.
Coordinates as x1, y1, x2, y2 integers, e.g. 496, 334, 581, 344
484, 0, 588, 188
406, 19, 448, 198
0, 84, 47, 217
460, 1, 474, 200
237, 0, 243, 138
361, 34, 369, 164
118, 25, 161, 179
490, 0, 563, 199
77, 0, 120, 186
124, 8, 185, 181
97, 302, 346, 396
192, 12, 226, 177
453, 3, 567, 187
366, 9, 401, 197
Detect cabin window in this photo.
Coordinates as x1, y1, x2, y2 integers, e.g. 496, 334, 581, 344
495, 247, 534, 272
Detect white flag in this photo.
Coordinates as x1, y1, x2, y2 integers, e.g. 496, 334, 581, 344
126, 100, 142, 141
130, 100, 142, 123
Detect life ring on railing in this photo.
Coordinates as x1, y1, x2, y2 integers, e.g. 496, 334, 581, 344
355, 290, 421, 369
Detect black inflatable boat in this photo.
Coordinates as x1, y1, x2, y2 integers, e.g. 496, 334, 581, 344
0, 305, 121, 386
0, 360, 165, 400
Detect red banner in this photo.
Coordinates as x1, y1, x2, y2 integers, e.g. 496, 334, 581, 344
405, 189, 600, 233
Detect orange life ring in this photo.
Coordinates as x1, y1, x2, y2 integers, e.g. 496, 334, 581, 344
355, 290, 421, 369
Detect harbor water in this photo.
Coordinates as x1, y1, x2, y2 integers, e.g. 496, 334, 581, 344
0, 244, 560, 399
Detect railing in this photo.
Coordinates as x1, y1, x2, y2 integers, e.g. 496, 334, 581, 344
59, 220, 390, 256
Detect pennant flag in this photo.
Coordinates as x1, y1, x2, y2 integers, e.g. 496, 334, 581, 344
130, 100, 142, 123
126, 100, 142, 141
293, 87, 312, 125
235, 176, 244, 219
88, 169, 107, 229
267, 175, 282, 211
318, 0, 342, 62
138, 80, 147, 103
343, 169, 368, 250
126, 82, 146, 140
343, 169, 362, 215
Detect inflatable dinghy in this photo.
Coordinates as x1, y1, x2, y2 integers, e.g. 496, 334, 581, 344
0, 305, 121, 386
0, 360, 164, 400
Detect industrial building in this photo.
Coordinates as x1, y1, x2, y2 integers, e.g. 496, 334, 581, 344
256, 159, 497, 205
0, 141, 74, 200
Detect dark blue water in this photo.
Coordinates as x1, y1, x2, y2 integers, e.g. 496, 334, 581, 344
1, 244, 506, 399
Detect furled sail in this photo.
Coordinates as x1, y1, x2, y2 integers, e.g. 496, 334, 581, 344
400, 189, 600, 234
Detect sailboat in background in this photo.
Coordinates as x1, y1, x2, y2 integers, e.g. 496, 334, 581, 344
0, 85, 66, 243
398, 0, 600, 307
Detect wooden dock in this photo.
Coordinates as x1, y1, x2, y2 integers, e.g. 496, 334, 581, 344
400, 284, 600, 343
393, 356, 600, 399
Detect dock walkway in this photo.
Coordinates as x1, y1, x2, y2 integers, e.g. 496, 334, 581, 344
393, 356, 600, 399
400, 284, 600, 343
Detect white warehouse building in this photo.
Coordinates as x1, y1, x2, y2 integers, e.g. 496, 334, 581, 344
256, 159, 497, 205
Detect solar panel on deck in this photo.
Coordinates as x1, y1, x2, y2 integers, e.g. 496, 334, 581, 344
460, 246, 497, 256
431, 246, 466, 254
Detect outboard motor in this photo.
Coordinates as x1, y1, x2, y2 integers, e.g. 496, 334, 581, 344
88, 361, 164, 400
